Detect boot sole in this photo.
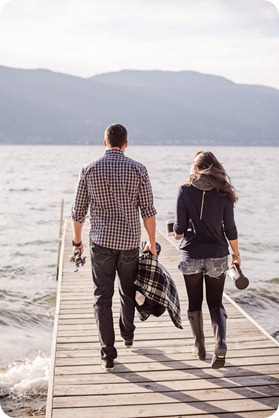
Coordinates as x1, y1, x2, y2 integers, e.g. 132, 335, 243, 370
211, 348, 226, 369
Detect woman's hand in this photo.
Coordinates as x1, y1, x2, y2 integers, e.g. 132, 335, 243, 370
231, 254, 241, 266
174, 233, 183, 240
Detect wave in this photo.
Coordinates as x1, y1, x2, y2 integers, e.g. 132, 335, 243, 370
0, 291, 56, 327
231, 284, 279, 342
0, 266, 27, 280
18, 239, 55, 247
0, 355, 49, 399
8, 187, 44, 193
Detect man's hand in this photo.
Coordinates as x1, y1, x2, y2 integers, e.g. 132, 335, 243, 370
72, 220, 84, 254
143, 215, 157, 256
72, 243, 85, 255
144, 242, 157, 256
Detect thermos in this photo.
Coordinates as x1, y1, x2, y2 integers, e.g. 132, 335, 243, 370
228, 263, 249, 290
166, 220, 175, 236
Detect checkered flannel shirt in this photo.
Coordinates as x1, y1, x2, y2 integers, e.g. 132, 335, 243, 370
135, 242, 183, 329
71, 149, 157, 250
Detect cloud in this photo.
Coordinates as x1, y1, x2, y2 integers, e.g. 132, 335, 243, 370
0, 0, 278, 88
268, 0, 279, 13
0, 0, 14, 12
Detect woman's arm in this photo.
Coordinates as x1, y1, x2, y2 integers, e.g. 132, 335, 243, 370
223, 200, 240, 265
229, 239, 241, 266
173, 186, 187, 240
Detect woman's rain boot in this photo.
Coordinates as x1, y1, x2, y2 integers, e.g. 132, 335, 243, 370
210, 307, 227, 369
188, 310, 206, 360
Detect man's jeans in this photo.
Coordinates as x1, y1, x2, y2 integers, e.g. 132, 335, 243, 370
90, 243, 139, 361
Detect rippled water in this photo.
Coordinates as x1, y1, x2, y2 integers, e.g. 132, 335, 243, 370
0, 145, 279, 416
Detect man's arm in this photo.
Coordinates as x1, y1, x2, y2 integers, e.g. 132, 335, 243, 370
143, 215, 157, 256
71, 167, 89, 254
72, 220, 85, 254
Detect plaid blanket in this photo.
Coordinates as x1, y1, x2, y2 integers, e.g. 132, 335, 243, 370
134, 242, 183, 329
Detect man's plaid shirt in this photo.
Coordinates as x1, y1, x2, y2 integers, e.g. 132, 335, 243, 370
135, 242, 183, 329
71, 149, 157, 250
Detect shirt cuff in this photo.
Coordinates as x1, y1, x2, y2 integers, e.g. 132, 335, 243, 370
173, 224, 184, 235
141, 207, 157, 219
71, 212, 86, 224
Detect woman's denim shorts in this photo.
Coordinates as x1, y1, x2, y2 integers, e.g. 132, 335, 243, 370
178, 255, 228, 278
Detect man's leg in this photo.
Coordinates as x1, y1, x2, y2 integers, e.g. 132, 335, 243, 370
117, 248, 139, 345
90, 243, 117, 362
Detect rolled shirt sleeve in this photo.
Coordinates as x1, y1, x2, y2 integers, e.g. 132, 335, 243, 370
138, 167, 157, 219
71, 167, 89, 223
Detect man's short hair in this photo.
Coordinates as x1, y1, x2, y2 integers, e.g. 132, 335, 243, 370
105, 123, 128, 148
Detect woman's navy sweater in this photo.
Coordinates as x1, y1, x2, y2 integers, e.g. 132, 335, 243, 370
173, 184, 238, 259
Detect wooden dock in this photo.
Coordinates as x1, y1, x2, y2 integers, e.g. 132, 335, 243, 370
46, 220, 279, 418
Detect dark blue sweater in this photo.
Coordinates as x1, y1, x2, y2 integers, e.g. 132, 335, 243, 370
173, 184, 238, 259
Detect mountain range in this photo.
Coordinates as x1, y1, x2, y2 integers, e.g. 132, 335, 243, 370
0, 66, 278, 145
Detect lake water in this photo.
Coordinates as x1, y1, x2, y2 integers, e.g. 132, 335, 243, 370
0, 145, 279, 416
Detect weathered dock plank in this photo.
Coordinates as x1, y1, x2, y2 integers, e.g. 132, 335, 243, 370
46, 220, 279, 418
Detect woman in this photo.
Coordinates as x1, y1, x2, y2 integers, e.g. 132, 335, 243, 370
173, 151, 240, 369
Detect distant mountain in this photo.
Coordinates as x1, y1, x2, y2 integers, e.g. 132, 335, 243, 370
0, 66, 278, 145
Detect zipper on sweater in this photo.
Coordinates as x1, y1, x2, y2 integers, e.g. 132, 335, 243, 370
200, 191, 206, 220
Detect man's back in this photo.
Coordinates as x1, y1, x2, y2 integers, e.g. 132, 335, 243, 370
72, 149, 156, 250
71, 123, 157, 372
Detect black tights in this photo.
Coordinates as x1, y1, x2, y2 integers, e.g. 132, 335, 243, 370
183, 272, 225, 312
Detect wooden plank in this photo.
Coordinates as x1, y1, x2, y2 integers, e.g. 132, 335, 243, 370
52, 364, 279, 386
52, 386, 279, 408
55, 348, 279, 365
51, 397, 279, 418
53, 330, 274, 342
53, 374, 279, 396
54, 356, 279, 376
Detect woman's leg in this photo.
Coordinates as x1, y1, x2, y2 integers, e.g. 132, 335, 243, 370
184, 272, 206, 359
205, 273, 225, 311
184, 272, 204, 312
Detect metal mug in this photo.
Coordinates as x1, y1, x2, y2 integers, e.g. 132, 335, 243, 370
228, 263, 249, 290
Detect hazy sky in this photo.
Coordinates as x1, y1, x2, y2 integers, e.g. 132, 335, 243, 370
0, 0, 279, 88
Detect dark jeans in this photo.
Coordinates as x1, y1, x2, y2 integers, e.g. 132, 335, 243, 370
183, 272, 226, 312
90, 243, 139, 361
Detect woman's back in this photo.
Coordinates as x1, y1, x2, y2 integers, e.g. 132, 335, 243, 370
175, 184, 236, 259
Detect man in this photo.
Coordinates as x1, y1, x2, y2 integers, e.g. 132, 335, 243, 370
71, 123, 157, 372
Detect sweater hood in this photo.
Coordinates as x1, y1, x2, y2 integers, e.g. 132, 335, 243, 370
191, 177, 214, 191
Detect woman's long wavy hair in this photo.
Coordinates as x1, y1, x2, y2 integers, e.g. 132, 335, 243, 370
186, 151, 237, 204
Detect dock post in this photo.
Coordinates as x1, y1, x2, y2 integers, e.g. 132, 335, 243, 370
56, 199, 64, 281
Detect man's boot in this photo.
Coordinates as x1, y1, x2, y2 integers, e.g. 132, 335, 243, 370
210, 307, 227, 369
188, 310, 206, 360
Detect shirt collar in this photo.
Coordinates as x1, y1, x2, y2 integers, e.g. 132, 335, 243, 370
105, 149, 124, 156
